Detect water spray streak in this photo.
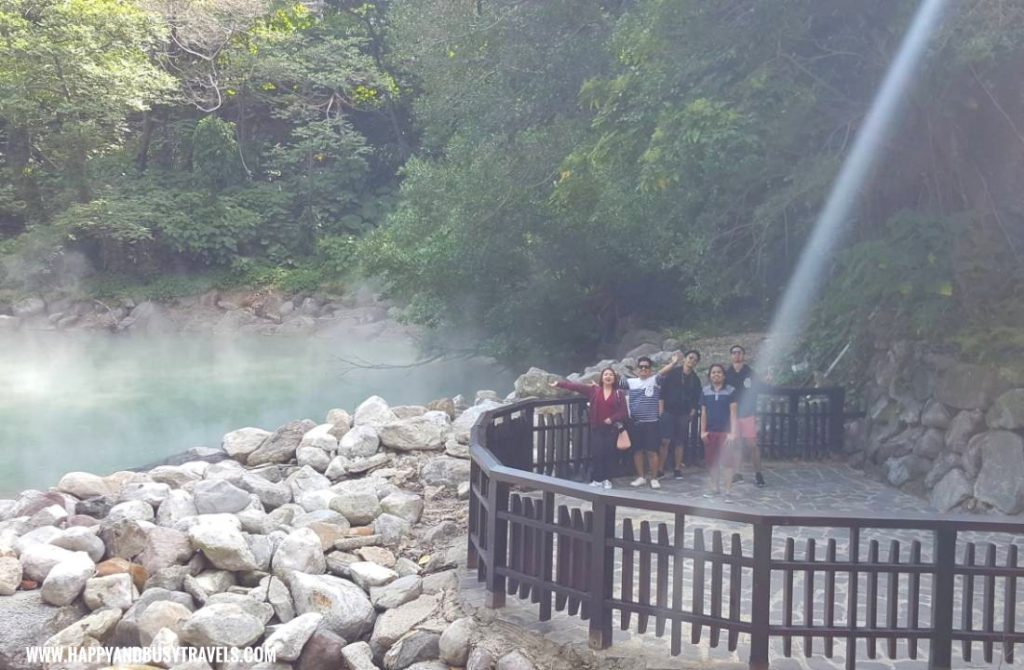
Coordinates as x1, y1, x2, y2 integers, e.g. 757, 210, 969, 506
758, 0, 951, 380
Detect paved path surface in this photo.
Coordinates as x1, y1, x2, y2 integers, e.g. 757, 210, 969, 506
459, 461, 1024, 669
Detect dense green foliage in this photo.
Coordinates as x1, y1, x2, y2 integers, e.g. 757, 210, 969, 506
2, 0, 1023, 368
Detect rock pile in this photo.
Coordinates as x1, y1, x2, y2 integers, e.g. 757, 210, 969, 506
850, 341, 1024, 514
0, 393, 540, 670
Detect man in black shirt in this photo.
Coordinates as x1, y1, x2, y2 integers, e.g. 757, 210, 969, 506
658, 349, 702, 479
725, 344, 766, 487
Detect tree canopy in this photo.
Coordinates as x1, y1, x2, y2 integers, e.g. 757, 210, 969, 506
1, 0, 1022, 368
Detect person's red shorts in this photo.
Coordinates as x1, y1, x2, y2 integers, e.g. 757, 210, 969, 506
703, 432, 739, 469
737, 416, 758, 441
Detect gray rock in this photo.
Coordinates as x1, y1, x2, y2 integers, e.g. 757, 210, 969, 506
384, 629, 441, 670
420, 457, 471, 489
121, 482, 172, 507
286, 466, 333, 500
300, 423, 340, 452
13, 525, 63, 555
467, 647, 496, 670
180, 603, 264, 648
262, 611, 323, 661
138, 525, 193, 576
920, 400, 952, 430
924, 453, 961, 489
374, 514, 412, 546
233, 472, 292, 509
0, 591, 89, 669
57, 472, 115, 499
972, 431, 1024, 513
251, 575, 295, 623
20, 542, 77, 581
354, 396, 399, 427
0, 556, 22, 595
326, 408, 353, 430
272, 528, 326, 578
137, 600, 192, 645
341, 641, 378, 670
421, 570, 458, 595
149, 464, 202, 489
76, 495, 116, 519
513, 368, 564, 400
935, 364, 997, 410
378, 417, 447, 452
497, 650, 536, 670
452, 401, 502, 444
913, 428, 945, 459
51, 526, 105, 562
945, 410, 985, 453
371, 594, 439, 652
107, 499, 156, 523
931, 469, 973, 512
100, 518, 153, 559
297, 628, 348, 670
206, 591, 274, 625
41, 551, 95, 606
348, 561, 398, 591
331, 492, 382, 526
297, 446, 332, 473
371, 575, 423, 610
187, 514, 259, 571
44, 606, 121, 648
193, 479, 252, 515
339, 425, 381, 459
380, 491, 424, 524
288, 571, 376, 641
986, 388, 1024, 430
83, 573, 137, 610
438, 617, 473, 666
248, 420, 317, 466
425, 398, 456, 420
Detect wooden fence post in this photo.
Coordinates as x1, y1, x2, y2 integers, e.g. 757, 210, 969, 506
929, 527, 957, 670
485, 480, 510, 608
588, 499, 615, 650
749, 522, 772, 670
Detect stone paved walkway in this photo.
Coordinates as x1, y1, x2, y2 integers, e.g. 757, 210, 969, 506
459, 461, 1024, 669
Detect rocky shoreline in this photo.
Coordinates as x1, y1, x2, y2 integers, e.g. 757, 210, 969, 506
0, 286, 413, 340
0, 388, 537, 670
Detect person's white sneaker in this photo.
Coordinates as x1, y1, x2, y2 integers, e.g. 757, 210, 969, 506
650, 478, 661, 489
602, 480, 613, 489
589, 480, 602, 487
630, 477, 646, 487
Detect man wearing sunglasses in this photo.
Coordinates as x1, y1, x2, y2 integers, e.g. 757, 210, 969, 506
619, 355, 675, 488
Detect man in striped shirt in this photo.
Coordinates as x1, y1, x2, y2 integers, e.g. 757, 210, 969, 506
619, 356, 675, 489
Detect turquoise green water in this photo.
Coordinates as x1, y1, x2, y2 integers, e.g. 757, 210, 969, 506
0, 331, 512, 496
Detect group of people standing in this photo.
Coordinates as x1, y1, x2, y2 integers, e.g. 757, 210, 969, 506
552, 345, 765, 500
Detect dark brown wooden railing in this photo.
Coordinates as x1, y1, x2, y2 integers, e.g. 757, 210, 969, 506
467, 397, 1024, 670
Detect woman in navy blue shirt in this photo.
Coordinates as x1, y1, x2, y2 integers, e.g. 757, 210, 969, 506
700, 364, 738, 498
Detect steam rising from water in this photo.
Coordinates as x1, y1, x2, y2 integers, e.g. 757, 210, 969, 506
758, 0, 950, 379
0, 330, 512, 495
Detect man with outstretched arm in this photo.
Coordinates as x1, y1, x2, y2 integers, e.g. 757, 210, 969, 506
617, 355, 676, 489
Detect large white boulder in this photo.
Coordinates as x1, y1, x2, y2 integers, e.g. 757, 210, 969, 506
222, 427, 272, 462
41, 552, 95, 606
354, 396, 398, 427
377, 417, 447, 452
187, 515, 259, 571
288, 572, 376, 641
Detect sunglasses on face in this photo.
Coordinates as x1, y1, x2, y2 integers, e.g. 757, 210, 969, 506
638, 365, 651, 370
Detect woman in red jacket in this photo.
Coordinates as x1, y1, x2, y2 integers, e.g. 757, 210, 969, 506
550, 368, 629, 489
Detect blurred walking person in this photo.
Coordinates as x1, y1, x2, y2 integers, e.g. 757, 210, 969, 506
700, 363, 738, 498
725, 345, 766, 487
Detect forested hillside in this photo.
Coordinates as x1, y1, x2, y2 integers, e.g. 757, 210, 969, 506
2, 0, 1022, 369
